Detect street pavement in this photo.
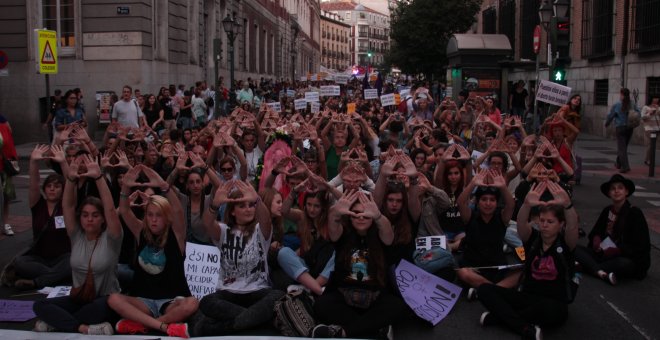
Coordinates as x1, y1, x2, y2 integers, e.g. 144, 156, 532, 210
0, 132, 658, 339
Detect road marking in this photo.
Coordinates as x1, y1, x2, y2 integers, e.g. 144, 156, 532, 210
632, 192, 660, 198
600, 295, 652, 340
635, 185, 646, 190
39, 169, 55, 173
648, 201, 660, 207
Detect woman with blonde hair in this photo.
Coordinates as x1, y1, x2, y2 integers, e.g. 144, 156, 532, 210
108, 164, 197, 338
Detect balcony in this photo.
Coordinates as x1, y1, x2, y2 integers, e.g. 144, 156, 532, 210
358, 31, 368, 38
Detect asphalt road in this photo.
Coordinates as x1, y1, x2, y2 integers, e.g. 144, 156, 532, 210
0, 158, 658, 339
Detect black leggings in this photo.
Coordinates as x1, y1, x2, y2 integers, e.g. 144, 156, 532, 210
33, 296, 113, 332
314, 290, 409, 337
574, 246, 639, 279
477, 284, 568, 335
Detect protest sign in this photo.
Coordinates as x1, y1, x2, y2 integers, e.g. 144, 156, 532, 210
536, 80, 571, 106
399, 88, 411, 98
300, 76, 308, 82
395, 260, 462, 326
364, 89, 378, 100
305, 91, 320, 102
380, 93, 395, 106
415, 236, 447, 251
287, 89, 296, 98
294, 99, 308, 110
185, 242, 221, 299
267, 102, 282, 113
46, 286, 71, 299
320, 85, 340, 97
347, 103, 356, 114
335, 74, 349, 84
311, 101, 321, 113
0, 300, 36, 322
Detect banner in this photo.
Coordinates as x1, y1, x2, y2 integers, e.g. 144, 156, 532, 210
267, 102, 282, 113
320, 85, 341, 97
184, 242, 221, 299
380, 93, 395, 106
399, 88, 411, 98
535, 80, 571, 106
395, 260, 462, 326
305, 91, 320, 102
311, 101, 321, 113
294, 98, 308, 110
335, 74, 349, 85
364, 89, 379, 100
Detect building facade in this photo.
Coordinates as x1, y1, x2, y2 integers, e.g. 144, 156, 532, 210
320, 0, 389, 70
0, 0, 320, 143
472, 0, 660, 143
320, 10, 351, 72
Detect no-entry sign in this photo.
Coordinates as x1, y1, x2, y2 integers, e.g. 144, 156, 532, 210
533, 25, 541, 54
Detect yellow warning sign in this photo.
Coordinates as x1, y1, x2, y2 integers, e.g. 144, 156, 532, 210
36, 29, 58, 74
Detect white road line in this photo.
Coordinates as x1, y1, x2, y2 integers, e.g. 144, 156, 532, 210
648, 201, 660, 207
635, 185, 646, 190
632, 192, 660, 198
600, 295, 652, 340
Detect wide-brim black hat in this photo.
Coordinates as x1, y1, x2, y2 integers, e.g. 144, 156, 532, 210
600, 174, 635, 197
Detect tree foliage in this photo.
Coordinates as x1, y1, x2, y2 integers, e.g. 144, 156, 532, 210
387, 0, 482, 78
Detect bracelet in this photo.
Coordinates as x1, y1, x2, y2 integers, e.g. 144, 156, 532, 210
564, 203, 574, 210
67, 176, 77, 182
94, 174, 104, 181
119, 192, 129, 199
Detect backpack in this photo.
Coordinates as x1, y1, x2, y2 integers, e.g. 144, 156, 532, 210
273, 290, 317, 337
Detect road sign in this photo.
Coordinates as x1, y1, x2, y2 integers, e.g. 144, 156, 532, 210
0, 51, 7, 69
35, 29, 58, 74
533, 25, 541, 54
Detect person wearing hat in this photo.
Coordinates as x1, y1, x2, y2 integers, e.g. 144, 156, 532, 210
574, 174, 651, 284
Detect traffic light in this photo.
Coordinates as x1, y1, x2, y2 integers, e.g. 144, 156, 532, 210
551, 17, 571, 63
367, 51, 372, 58
553, 58, 567, 85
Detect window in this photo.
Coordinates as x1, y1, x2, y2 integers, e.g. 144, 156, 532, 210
649, 77, 660, 98
345, 11, 351, 20
359, 12, 365, 19
519, 0, 540, 60
631, 0, 660, 52
482, 7, 496, 34
581, 0, 614, 59
499, 0, 515, 51
42, 0, 76, 56
594, 79, 609, 106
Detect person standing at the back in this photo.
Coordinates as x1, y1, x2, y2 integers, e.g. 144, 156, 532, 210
606, 88, 639, 173
111, 85, 146, 128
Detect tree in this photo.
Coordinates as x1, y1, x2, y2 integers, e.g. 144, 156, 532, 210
388, 0, 482, 79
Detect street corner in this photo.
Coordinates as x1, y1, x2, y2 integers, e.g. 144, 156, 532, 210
581, 165, 660, 184
0, 216, 31, 241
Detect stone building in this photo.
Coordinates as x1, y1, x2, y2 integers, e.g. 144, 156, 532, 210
471, 0, 660, 143
320, 10, 350, 72
0, 0, 320, 143
320, 0, 389, 70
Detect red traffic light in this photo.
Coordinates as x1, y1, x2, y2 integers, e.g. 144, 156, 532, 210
557, 22, 569, 31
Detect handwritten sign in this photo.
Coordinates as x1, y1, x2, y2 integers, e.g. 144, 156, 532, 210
294, 99, 308, 110
415, 236, 447, 251
399, 88, 411, 98
305, 91, 320, 102
267, 102, 282, 113
311, 101, 321, 113
380, 93, 395, 106
395, 260, 462, 326
536, 80, 571, 106
185, 242, 221, 299
0, 300, 36, 322
335, 74, 349, 85
347, 103, 356, 114
320, 85, 340, 97
364, 89, 379, 100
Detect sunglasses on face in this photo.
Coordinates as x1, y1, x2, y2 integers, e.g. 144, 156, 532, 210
220, 167, 234, 173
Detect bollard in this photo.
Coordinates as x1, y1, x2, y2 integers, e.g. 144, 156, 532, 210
650, 131, 658, 177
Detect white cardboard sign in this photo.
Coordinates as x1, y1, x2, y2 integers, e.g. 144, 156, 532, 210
364, 89, 379, 100
320, 85, 340, 97
267, 102, 282, 113
294, 99, 308, 110
305, 91, 320, 102
535, 80, 571, 106
184, 242, 221, 300
311, 101, 321, 113
381, 93, 396, 106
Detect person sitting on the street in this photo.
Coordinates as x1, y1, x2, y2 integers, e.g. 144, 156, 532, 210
574, 174, 651, 284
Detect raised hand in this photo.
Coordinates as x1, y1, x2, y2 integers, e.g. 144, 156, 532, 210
189, 152, 207, 169
115, 150, 131, 169
122, 164, 143, 188
525, 182, 547, 206
31, 144, 51, 161
175, 152, 190, 172
129, 190, 151, 209
273, 156, 291, 175
546, 181, 571, 207
355, 192, 381, 220
235, 180, 258, 202
79, 154, 102, 179
333, 190, 359, 217
50, 145, 65, 164
100, 150, 113, 169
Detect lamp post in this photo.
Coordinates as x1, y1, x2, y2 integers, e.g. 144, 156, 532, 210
291, 22, 299, 83
222, 13, 240, 94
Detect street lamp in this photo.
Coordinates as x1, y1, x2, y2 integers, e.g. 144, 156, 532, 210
538, 0, 553, 30
222, 13, 240, 93
553, 0, 570, 18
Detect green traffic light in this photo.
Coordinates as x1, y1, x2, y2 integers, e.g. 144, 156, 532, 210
555, 70, 564, 81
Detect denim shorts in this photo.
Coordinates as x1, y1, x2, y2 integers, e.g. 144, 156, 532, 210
138, 297, 180, 318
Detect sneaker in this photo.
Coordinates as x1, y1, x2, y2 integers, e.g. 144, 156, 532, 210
115, 319, 148, 334
3, 224, 14, 236
287, 284, 308, 294
467, 288, 478, 301
167, 323, 190, 338
311, 324, 345, 338
522, 324, 542, 340
479, 311, 496, 327
87, 322, 114, 335
34, 320, 55, 332
607, 272, 617, 286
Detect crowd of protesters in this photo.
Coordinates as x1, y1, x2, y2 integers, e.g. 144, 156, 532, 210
1, 75, 652, 339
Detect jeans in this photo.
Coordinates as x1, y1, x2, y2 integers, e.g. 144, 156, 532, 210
14, 253, 71, 288
178, 117, 194, 130
477, 284, 568, 334
277, 247, 335, 280
196, 288, 284, 335
574, 246, 639, 279
33, 296, 114, 332
615, 126, 633, 170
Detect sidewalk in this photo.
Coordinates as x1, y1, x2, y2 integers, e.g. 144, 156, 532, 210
575, 133, 660, 184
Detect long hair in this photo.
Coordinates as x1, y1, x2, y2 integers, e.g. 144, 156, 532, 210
76, 197, 106, 232
259, 188, 283, 243
380, 182, 412, 245
338, 210, 387, 287
443, 160, 465, 193
621, 88, 631, 112
566, 94, 582, 113
142, 195, 172, 249
224, 190, 257, 243
299, 191, 331, 254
